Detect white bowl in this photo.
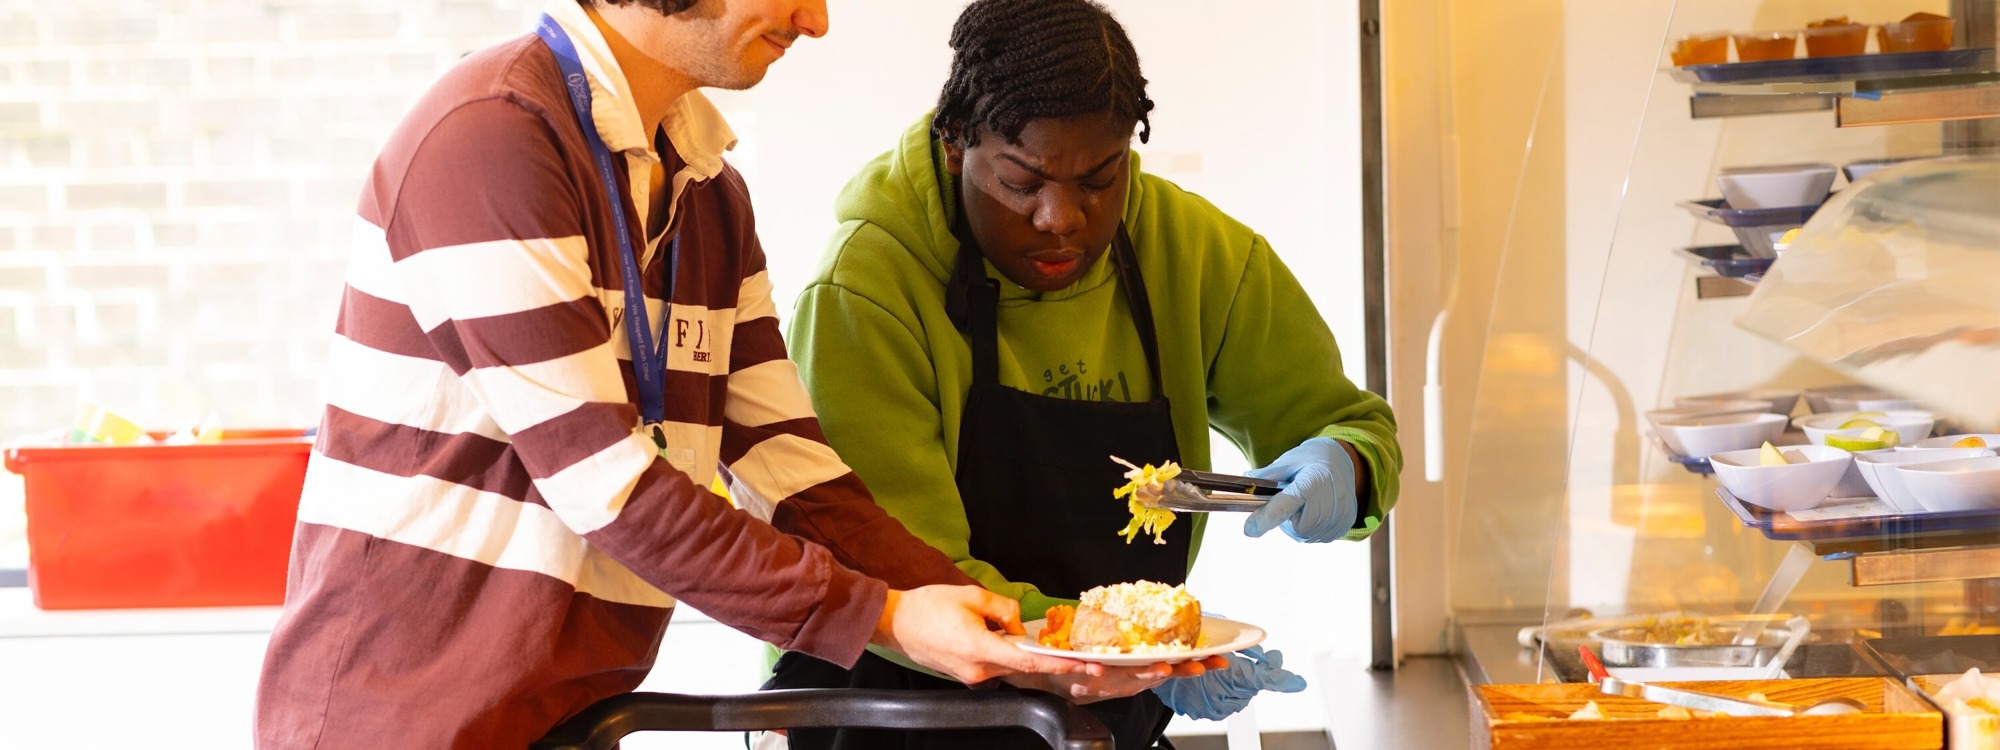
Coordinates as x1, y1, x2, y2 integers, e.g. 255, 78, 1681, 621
1796, 410, 1935, 448
1710, 445, 1853, 512
1903, 434, 2000, 452
1855, 447, 1996, 512
1716, 163, 1837, 210
1803, 384, 1922, 414
1675, 389, 1802, 416
1896, 456, 2000, 512
1653, 412, 1788, 459
1645, 400, 1771, 433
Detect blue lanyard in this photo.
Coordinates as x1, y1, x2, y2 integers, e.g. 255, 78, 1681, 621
535, 14, 672, 429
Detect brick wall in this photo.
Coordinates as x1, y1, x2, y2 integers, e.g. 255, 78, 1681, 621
0, 0, 539, 443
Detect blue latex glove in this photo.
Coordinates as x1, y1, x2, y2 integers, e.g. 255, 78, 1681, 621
1241, 437, 1359, 543
1151, 646, 1307, 721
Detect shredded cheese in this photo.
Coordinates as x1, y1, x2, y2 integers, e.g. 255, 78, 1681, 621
1111, 455, 1179, 544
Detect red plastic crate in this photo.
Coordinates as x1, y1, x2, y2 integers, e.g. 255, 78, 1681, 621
3, 430, 311, 610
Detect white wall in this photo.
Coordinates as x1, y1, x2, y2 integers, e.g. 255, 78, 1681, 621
709, 0, 1371, 736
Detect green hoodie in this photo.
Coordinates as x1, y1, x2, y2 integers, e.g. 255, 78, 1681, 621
788, 113, 1401, 623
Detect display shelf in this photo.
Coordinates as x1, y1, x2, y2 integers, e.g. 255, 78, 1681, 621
1673, 48, 1997, 86
1680, 49, 2000, 124
1677, 244, 1776, 279
1718, 488, 2000, 557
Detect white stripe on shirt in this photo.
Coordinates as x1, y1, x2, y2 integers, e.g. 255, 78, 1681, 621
298, 451, 676, 608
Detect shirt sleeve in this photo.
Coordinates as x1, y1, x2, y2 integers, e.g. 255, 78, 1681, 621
714, 205, 978, 593
1206, 234, 1402, 540
788, 224, 1074, 623
379, 97, 882, 665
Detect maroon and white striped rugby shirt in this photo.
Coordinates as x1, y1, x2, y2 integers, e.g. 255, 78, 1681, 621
254, 4, 972, 747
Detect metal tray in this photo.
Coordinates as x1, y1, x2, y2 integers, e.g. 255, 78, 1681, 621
1679, 198, 1821, 228
1861, 634, 2000, 680
1670, 48, 1997, 84
1677, 244, 1776, 278
1590, 615, 1801, 669
1717, 487, 2000, 541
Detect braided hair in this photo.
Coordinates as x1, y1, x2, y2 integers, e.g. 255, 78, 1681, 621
582, 0, 699, 16
933, 0, 1155, 148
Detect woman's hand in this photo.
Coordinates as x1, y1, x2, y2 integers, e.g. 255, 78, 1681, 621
999, 655, 1226, 703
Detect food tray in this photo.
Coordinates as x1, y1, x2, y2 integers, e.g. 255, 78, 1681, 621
1474, 678, 1940, 749
1862, 635, 2000, 681
1670, 48, 1997, 84
1679, 198, 1821, 228
1718, 487, 2000, 542
1678, 244, 1777, 278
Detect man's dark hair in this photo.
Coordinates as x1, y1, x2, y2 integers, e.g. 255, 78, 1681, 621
583, 0, 699, 15
933, 0, 1154, 147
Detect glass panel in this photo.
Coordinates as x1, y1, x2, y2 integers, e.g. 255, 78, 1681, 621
1451, 0, 2000, 703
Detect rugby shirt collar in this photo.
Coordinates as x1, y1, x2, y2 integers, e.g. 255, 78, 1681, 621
540, 0, 737, 181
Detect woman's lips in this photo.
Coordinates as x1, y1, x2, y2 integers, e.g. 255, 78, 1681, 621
1032, 258, 1080, 278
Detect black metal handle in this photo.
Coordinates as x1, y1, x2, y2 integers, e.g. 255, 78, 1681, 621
531, 689, 1113, 750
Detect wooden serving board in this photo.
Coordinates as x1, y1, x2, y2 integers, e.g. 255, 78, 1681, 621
1475, 677, 1941, 749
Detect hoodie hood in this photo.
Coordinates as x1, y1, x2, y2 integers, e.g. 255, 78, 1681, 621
833, 112, 1143, 302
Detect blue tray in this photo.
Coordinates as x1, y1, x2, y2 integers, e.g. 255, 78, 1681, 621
1672, 453, 1714, 475
1671, 48, 1997, 84
1680, 198, 1820, 228
1717, 487, 2000, 541
1677, 244, 1776, 278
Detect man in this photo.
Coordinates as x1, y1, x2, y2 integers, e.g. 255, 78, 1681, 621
768, 0, 1401, 747
254, 1, 1134, 746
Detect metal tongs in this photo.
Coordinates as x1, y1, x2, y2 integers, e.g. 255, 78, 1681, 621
1579, 644, 1864, 717
1154, 470, 1281, 513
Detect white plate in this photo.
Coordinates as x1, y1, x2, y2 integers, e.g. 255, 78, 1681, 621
1014, 614, 1265, 665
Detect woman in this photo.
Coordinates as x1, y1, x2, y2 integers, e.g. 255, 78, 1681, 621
767, 0, 1401, 746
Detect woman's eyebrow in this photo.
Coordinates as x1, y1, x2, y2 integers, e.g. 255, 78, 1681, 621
997, 151, 1124, 181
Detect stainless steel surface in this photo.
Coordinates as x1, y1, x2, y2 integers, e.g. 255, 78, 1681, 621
1316, 655, 1471, 750
1850, 545, 2000, 586
1689, 93, 1836, 119
1155, 481, 1269, 513
1836, 82, 2000, 126
1358, 0, 1393, 675
1457, 617, 1551, 686
1590, 619, 1795, 669
1945, 0, 2000, 153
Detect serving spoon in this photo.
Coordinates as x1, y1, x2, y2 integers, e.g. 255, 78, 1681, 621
1580, 645, 1865, 717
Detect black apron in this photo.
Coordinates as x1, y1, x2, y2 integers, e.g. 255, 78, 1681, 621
766, 227, 1190, 750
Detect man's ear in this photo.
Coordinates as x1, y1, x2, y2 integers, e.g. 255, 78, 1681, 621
941, 138, 966, 177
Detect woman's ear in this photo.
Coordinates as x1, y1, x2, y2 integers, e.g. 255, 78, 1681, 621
941, 138, 966, 176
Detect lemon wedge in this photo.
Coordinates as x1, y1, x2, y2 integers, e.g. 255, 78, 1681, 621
1758, 441, 1789, 466
1954, 436, 1988, 449
1824, 434, 1883, 451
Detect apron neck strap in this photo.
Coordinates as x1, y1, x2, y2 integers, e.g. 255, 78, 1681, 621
949, 225, 1164, 392
1107, 225, 1164, 392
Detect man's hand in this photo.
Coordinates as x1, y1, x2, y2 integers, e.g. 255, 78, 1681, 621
871, 585, 1090, 685
1000, 655, 1230, 704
